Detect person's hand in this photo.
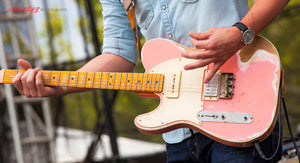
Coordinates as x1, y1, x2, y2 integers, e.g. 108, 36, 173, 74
182, 27, 245, 82
12, 59, 63, 97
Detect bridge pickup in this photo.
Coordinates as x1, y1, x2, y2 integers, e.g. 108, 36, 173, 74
203, 71, 235, 101
198, 111, 253, 124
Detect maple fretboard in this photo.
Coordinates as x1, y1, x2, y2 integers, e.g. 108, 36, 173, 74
0, 69, 164, 93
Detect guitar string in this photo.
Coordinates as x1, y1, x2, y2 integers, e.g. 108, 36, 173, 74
3, 71, 213, 93
3, 76, 208, 91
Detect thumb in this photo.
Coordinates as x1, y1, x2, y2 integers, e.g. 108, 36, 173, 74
18, 59, 32, 70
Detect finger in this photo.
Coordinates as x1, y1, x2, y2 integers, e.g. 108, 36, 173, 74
205, 62, 224, 83
190, 37, 209, 49
35, 71, 45, 97
26, 68, 40, 96
12, 72, 24, 95
21, 69, 31, 96
189, 31, 211, 40
184, 58, 215, 70
182, 49, 217, 60
18, 59, 32, 70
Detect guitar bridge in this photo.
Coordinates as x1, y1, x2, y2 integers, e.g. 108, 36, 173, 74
203, 71, 235, 101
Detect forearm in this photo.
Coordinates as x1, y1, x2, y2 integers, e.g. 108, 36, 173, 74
241, 0, 290, 35
65, 53, 135, 94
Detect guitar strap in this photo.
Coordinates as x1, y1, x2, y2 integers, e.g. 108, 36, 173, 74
122, 0, 142, 58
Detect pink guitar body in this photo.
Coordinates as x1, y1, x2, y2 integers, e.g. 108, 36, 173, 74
134, 36, 282, 147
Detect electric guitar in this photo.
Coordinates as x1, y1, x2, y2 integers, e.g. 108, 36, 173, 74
0, 36, 282, 147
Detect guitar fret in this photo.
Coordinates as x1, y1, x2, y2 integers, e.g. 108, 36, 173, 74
67, 71, 70, 87
118, 73, 122, 90
105, 72, 109, 89
158, 74, 162, 92
144, 74, 148, 91
135, 73, 138, 91
78, 72, 85, 87
68, 71, 76, 87
47, 71, 51, 85
111, 72, 116, 89
126, 73, 131, 90
148, 74, 153, 92
84, 72, 87, 88
143, 74, 148, 91
58, 71, 63, 86
57, 71, 61, 86
158, 74, 161, 92
155, 74, 158, 92
154, 74, 158, 92
85, 72, 92, 88
98, 73, 102, 88
159, 74, 163, 92
140, 74, 144, 91
148, 74, 152, 92
136, 73, 140, 91
91, 72, 95, 88
75, 72, 79, 87
124, 73, 128, 90
153, 74, 157, 92
130, 73, 133, 90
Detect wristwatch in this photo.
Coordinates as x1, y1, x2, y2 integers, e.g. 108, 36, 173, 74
232, 22, 254, 45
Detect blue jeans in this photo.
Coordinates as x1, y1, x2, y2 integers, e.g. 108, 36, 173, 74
166, 123, 281, 163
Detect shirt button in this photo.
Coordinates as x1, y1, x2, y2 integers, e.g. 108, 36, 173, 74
168, 34, 173, 38
162, 5, 166, 10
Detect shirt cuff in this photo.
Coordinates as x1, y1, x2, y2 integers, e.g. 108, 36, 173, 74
102, 37, 139, 64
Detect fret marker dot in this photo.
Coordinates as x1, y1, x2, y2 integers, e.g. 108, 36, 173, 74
53, 77, 55, 79
147, 81, 150, 83
128, 80, 130, 82
88, 78, 90, 81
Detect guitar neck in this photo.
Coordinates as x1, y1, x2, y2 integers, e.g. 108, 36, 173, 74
0, 69, 164, 93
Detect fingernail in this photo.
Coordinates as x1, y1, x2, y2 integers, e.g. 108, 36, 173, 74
184, 66, 189, 70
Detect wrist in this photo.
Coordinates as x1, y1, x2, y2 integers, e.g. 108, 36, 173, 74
232, 22, 255, 45
229, 26, 246, 48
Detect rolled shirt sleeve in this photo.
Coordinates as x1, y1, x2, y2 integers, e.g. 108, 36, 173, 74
100, 0, 139, 64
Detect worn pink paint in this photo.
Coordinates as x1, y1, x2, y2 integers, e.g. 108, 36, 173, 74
135, 37, 281, 147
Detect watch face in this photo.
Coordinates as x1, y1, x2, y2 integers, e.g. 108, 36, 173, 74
243, 29, 254, 45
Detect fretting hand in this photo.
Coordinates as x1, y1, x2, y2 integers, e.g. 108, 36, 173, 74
12, 59, 62, 97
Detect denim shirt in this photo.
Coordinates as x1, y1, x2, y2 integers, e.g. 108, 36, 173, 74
100, 0, 249, 144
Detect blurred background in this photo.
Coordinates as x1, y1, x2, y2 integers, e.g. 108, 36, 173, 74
0, 0, 299, 163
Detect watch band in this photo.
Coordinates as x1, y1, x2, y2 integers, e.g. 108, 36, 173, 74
233, 22, 248, 33
232, 22, 254, 45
